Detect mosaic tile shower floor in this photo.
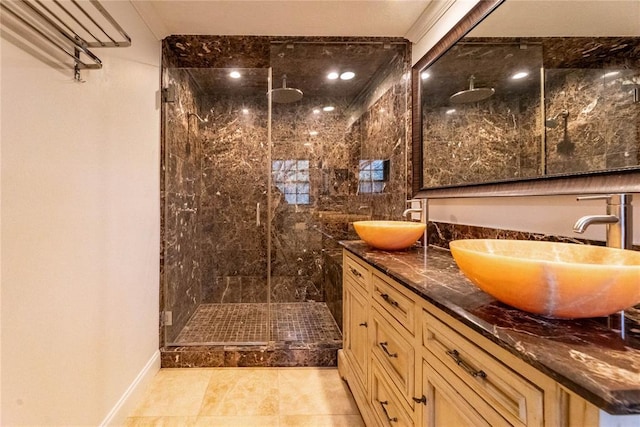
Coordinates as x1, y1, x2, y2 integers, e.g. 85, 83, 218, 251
173, 302, 342, 345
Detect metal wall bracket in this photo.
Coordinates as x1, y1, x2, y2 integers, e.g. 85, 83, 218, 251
161, 85, 176, 103
160, 311, 173, 327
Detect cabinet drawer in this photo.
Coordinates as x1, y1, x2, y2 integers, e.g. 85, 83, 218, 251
371, 362, 414, 427
423, 309, 544, 427
344, 252, 370, 292
371, 308, 415, 408
372, 272, 415, 335
423, 358, 504, 427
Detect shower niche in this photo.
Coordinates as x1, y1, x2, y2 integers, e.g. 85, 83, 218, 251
160, 36, 411, 367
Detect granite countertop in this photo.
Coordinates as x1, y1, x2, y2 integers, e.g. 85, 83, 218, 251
340, 240, 640, 415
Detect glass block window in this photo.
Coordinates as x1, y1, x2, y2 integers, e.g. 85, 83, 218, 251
358, 159, 389, 194
272, 160, 310, 205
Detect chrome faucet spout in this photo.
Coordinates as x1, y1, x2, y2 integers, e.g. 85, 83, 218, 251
574, 194, 632, 249
402, 208, 422, 218
573, 214, 619, 234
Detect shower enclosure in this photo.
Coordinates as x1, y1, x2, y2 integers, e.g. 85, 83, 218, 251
160, 37, 411, 365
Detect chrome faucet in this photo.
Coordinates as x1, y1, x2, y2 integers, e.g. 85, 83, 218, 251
573, 194, 633, 249
573, 193, 633, 338
403, 199, 428, 247
403, 199, 427, 222
402, 207, 423, 218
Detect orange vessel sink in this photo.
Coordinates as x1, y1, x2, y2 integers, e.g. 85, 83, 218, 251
353, 220, 426, 251
449, 239, 640, 319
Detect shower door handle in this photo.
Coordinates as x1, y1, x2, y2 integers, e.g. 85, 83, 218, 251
256, 202, 261, 227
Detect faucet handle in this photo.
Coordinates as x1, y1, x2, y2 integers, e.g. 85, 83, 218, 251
577, 194, 632, 205
577, 194, 612, 202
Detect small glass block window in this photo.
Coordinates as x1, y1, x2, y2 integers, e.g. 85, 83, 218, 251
272, 160, 310, 205
358, 159, 389, 194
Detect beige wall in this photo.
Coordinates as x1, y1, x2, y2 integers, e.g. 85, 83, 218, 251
1, 2, 161, 425
430, 195, 640, 244
409, 0, 481, 65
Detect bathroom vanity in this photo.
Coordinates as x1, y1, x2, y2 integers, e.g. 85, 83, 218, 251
338, 241, 640, 427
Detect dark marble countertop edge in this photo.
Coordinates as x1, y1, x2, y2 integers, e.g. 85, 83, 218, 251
340, 240, 640, 415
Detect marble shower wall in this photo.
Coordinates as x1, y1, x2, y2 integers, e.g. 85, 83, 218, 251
198, 92, 269, 304
422, 42, 543, 187
162, 68, 204, 344
545, 68, 640, 174
423, 95, 541, 187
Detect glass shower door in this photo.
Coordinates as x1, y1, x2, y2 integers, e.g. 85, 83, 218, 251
162, 67, 272, 345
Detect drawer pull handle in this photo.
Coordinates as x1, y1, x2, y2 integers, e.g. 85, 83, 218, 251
349, 267, 362, 278
380, 293, 399, 307
359, 322, 368, 327
446, 349, 487, 379
378, 400, 398, 423
379, 341, 398, 358
412, 395, 428, 405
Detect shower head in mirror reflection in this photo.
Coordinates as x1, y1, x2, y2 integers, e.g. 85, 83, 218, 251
544, 109, 568, 128
449, 75, 495, 104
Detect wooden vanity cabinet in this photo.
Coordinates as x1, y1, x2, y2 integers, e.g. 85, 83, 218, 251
338, 250, 604, 427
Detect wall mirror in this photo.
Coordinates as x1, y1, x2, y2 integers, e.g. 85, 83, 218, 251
412, 0, 640, 195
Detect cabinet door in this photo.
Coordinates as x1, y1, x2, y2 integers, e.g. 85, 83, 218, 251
423, 359, 508, 427
344, 282, 369, 391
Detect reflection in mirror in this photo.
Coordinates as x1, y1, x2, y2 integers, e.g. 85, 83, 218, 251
418, 0, 640, 190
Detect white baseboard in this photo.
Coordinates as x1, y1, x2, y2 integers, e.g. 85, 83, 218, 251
100, 350, 161, 426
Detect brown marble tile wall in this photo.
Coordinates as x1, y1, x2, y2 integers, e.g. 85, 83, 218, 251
198, 93, 269, 304
162, 68, 204, 343
269, 50, 411, 304
322, 250, 344, 332
423, 93, 541, 187
163, 36, 270, 69
545, 68, 639, 174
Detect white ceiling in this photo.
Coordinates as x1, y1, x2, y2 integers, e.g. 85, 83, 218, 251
131, 0, 433, 40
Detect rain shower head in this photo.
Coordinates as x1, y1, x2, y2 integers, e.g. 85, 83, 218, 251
450, 75, 495, 104
270, 75, 303, 103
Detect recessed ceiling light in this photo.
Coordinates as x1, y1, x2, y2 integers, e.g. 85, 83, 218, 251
446, 109, 456, 115
242, 108, 249, 115
322, 106, 335, 112
229, 71, 241, 79
309, 130, 319, 136
421, 71, 431, 80
512, 71, 528, 80
312, 109, 321, 114
603, 71, 620, 78
340, 71, 355, 80
327, 72, 339, 80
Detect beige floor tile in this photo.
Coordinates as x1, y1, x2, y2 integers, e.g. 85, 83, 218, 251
130, 369, 213, 417
194, 416, 280, 426
199, 368, 280, 417
125, 416, 197, 426
277, 368, 360, 416
279, 414, 365, 427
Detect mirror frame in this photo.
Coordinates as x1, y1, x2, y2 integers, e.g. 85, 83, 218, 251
411, 0, 640, 198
